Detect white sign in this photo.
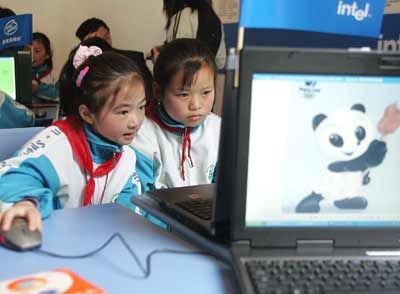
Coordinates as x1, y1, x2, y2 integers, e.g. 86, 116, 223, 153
213, 0, 240, 24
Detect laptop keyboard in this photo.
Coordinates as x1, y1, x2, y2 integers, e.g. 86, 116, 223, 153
246, 258, 400, 294
175, 198, 212, 220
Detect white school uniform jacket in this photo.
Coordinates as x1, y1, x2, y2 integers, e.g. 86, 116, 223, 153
131, 102, 221, 189
0, 123, 150, 218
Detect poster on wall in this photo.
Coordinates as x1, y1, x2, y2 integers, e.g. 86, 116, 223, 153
213, 0, 239, 24
385, 0, 400, 14
0, 14, 32, 50
239, 0, 385, 38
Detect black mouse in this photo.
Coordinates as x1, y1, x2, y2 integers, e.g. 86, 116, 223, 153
0, 217, 42, 251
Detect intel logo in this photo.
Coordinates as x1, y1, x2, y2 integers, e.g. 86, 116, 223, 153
337, 1, 370, 21
377, 34, 400, 52
4, 19, 18, 36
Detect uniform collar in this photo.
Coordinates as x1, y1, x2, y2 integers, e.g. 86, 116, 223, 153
84, 124, 123, 164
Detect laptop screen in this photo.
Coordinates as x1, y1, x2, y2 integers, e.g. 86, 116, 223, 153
245, 73, 400, 228
0, 57, 16, 99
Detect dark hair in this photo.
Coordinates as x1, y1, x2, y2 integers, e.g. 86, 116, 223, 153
154, 38, 216, 95
59, 38, 143, 116
33, 32, 53, 69
163, 0, 211, 30
75, 18, 110, 41
163, 0, 221, 56
0, 7, 15, 18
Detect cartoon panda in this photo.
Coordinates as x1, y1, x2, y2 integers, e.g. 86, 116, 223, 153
295, 104, 387, 213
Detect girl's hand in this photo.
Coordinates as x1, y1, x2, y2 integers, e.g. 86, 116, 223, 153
149, 46, 161, 64
0, 200, 42, 232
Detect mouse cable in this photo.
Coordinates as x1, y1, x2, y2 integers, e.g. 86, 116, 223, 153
35, 232, 220, 279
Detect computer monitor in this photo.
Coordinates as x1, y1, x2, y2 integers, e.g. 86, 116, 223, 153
0, 50, 32, 106
0, 56, 16, 99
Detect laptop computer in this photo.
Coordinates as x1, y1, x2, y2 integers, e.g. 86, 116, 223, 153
132, 53, 239, 243
229, 47, 400, 294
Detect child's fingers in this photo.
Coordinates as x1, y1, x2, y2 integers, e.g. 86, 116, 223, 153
26, 209, 41, 232
1, 211, 16, 232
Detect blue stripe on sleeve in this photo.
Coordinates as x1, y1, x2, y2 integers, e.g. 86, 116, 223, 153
0, 155, 60, 218
0, 95, 34, 128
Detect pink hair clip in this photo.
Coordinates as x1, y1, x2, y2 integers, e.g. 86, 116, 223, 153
76, 66, 90, 88
72, 45, 102, 69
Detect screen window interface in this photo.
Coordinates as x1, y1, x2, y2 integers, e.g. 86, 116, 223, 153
246, 74, 400, 228
0, 57, 16, 99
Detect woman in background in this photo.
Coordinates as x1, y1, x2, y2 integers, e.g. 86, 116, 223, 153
152, 0, 226, 69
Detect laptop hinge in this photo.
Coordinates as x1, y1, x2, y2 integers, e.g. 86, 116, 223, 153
232, 240, 251, 247
296, 240, 334, 253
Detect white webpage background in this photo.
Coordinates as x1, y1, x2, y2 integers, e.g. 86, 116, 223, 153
245, 75, 400, 225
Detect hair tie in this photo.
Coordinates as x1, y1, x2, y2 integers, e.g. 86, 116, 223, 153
76, 66, 90, 88
72, 45, 102, 69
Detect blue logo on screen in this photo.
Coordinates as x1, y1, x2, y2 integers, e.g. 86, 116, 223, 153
299, 81, 320, 99
4, 19, 18, 36
337, 1, 371, 21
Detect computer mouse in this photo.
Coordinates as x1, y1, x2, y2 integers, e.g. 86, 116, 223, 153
0, 217, 42, 251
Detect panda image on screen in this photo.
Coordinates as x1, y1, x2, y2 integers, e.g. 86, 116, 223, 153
295, 103, 387, 213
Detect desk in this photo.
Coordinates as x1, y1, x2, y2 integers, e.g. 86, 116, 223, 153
132, 193, 231, 263
31, 96, 60, 126
0, 204, 237, 293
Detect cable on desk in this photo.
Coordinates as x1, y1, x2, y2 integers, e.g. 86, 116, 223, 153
35, 232, 217, 280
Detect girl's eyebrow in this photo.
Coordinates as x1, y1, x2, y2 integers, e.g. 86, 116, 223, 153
113, 97, 147, 110
138, 97, 147, 105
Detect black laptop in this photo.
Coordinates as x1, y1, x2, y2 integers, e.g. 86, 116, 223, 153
229, 47, 400, 294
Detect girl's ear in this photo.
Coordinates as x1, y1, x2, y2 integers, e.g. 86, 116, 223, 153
78, 104, 95, 125
153, 82, 162, 102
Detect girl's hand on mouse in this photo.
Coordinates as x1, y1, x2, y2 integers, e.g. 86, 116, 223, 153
0, 200, 42, 232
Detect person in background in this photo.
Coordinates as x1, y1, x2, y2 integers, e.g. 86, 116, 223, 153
75, 17, 112, 45
132, 38, 221, 189
31, 32, 59, 101
76, 18, 154, 101
0, 6, 15, 18
151, 0, 226, 69
0, 47, 150, 232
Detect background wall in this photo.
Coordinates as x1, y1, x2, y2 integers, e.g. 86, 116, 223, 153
2, 0, 166, 75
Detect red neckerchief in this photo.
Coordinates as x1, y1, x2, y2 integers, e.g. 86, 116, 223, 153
53, 116, 122, 206
146, 100, 193, 181
33, 68, 52, 83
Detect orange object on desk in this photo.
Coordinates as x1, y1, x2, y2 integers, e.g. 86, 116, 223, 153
0, 268, 105, 294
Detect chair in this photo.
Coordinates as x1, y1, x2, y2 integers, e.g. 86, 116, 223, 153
0, 127, 44, 161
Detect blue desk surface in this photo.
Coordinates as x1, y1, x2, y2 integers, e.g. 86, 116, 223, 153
0, 204, 236, 293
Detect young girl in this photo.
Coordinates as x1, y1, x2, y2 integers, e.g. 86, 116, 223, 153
32, 32, 59, 101
0, 46, 150, 232
132, 38, 221, 189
